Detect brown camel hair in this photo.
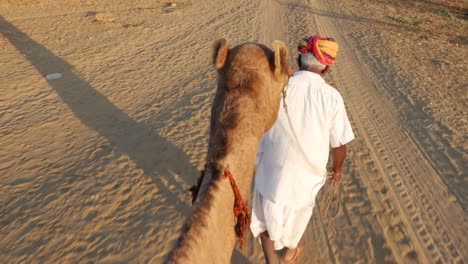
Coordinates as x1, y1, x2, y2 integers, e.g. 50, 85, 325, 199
167, 38, 292, 264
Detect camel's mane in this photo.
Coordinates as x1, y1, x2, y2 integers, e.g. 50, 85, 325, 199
167, 174, 225, 262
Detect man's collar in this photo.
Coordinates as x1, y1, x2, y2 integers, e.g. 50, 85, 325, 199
294, 70, 324, 80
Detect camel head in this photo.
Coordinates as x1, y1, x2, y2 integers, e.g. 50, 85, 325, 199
211, 39, 292, 144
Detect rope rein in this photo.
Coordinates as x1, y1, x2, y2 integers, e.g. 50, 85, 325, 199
318, 174, 342, 227
189, 166, 206, 204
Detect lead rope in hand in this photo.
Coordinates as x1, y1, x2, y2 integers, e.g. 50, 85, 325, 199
282, 87, 342, 226
318, 174, 342, 227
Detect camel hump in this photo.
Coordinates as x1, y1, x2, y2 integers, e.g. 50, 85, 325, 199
271, 40, 292, 77
214, 38, 229, 69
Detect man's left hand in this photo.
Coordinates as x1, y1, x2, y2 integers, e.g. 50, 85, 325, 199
332, 171, 342, 182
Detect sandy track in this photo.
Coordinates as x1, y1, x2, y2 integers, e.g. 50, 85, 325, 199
0, 0, 466, 263
278, 0, 467, 263
257, 0, 467, 263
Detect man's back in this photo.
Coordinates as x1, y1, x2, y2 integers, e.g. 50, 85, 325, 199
251, 35, 355, 262
255, 70, 354, 207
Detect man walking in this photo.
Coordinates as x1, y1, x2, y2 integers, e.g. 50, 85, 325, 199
251, 35, 355, 263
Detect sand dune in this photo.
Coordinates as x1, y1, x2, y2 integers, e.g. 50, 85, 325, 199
1, 0, 466, 263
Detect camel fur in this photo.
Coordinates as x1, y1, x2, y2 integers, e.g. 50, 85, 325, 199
167, 38, 292, 264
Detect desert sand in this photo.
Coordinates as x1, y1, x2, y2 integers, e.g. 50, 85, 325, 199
0, 0, 466, 263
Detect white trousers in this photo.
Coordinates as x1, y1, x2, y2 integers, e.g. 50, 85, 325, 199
250, 190, 314, 250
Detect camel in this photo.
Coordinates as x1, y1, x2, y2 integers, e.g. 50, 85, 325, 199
167, 38, 292, 264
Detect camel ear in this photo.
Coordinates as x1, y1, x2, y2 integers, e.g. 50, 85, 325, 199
213, 38, 229, 69
272, 40, 291, 76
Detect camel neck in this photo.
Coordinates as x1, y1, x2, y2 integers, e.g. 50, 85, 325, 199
168, 171, 237, 263
196, 131, 258, 206
168, 131, 260, 263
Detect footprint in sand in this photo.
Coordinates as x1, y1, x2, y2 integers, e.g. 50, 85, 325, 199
162, 2, 178, 14
93, 12, 117, 23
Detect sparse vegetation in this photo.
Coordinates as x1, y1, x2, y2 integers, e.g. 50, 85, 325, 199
387, 15, 426, 28
438, 9, 456, 20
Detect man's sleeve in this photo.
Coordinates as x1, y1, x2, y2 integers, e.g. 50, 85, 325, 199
330, 93, 355, 148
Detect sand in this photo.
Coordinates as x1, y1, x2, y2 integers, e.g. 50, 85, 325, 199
0, 0, 466, 263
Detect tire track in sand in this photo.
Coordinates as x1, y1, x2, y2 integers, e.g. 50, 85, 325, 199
250, 0, 466, 263
260, 0, 285, 45
308, 0, 467, 263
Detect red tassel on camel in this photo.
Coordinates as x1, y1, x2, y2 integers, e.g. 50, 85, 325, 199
224, 170, 251, 250
189, 166, 251, 250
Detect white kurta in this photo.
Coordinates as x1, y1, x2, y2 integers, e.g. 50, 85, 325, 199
251, 70, 354, 249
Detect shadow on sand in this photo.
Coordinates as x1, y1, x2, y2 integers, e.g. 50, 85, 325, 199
0, 16, 197, 208
1, 15, 261, 262
0, 16, 265, 262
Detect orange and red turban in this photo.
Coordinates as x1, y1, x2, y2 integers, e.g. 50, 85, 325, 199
298, 35, 339, 65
